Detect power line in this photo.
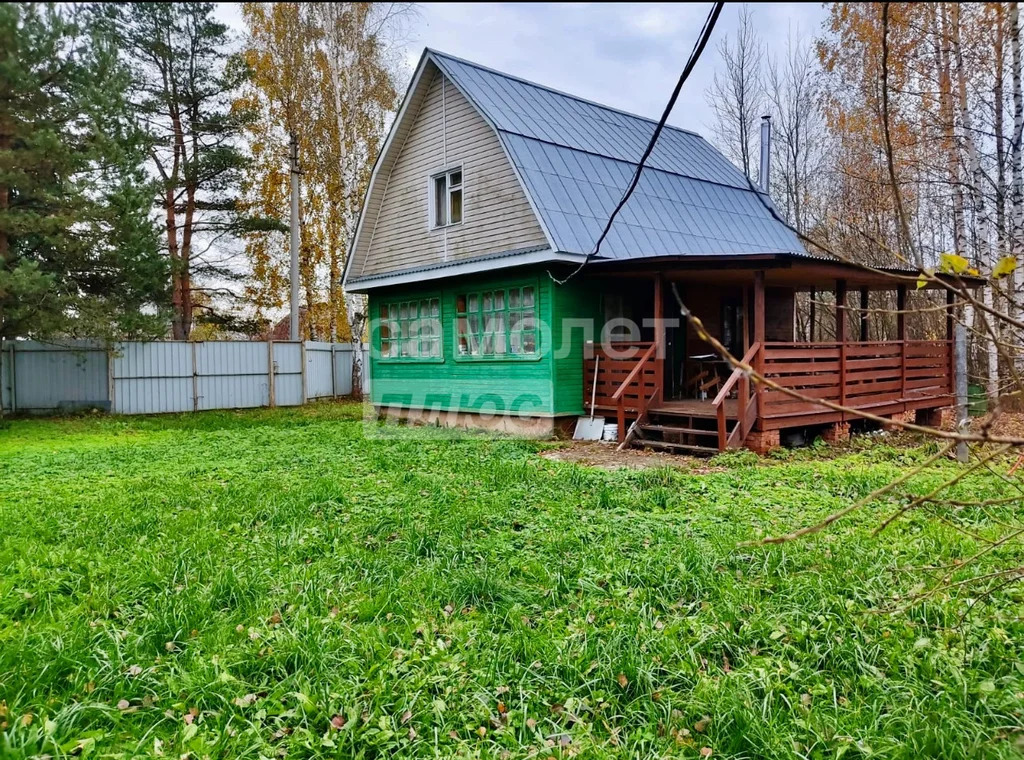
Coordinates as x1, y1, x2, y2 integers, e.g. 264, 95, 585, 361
550, 1, 726, 286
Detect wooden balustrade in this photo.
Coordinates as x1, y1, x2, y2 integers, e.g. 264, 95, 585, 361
583, 341, 660, 441
759, 340, 951, 426
712, 342, 760, 450
584, 338, 951, 446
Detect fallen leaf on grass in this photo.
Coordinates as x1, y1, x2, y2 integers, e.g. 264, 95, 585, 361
401, 710, 412, 724
694, 716, 710, 733
700, 747, 713, 757
117, 699, 131, 711
617, 673, 629, 688
127, 665, 142, 677
330, 714, 346, 729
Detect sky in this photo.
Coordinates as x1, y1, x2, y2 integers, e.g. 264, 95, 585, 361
215, 2, 829, 136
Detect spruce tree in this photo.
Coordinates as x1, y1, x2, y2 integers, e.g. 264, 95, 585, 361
0, 3, 168, 340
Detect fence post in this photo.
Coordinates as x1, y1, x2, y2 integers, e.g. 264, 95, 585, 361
107, 345, 115, 413
266, 340, 276, 408
9, 343, 16, 414
331, 343, 337, 398
191, 341, 199, 412
300, 341, 308, 404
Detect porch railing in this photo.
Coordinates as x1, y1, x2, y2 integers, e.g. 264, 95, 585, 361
760, 340, 952, 423
583, 341, 661, 441
713, 342, 760, 450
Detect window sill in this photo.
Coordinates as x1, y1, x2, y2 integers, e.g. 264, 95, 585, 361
376, 356, 446, 365
453, 353, 543, 363
430, 221, 463, 231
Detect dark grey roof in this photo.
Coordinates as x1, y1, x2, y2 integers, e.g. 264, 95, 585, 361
429, 50, 804, 260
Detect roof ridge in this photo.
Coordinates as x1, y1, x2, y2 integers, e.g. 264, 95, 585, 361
426, 47, 704, 141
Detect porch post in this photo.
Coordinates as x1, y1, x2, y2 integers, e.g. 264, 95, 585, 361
742, 286, 750, 350
859, 287, 869, 341
809, 287, 816, 342
946, 287, 955, 394
754, 270, 765, 420
949, 288, 968, 462
654, 273, 664, 404
897, 285, 907, 399
836, 279, 848, 413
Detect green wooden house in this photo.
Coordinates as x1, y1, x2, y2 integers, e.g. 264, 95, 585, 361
343, 50, 958, 454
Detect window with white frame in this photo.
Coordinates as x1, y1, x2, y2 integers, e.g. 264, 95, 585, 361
379, 298, 442, 359
455, 285, 537, 358
431, 168, 463, 227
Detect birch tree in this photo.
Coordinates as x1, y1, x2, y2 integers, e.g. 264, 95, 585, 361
950, 4, 1000, 402
1011, 2, 1023, 324
706, 4, 766, 180
313, 3, 412, 395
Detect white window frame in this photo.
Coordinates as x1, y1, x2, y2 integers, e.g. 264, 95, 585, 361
429, 166, 463, 229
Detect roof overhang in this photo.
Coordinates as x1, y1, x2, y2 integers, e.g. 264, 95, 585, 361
582, 252, 984, 290
345, 247, 589, 292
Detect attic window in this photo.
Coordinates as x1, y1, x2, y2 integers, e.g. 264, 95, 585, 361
431, 168, 462, 228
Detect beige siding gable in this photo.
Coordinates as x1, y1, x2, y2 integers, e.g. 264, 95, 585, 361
351, 66, 548, 279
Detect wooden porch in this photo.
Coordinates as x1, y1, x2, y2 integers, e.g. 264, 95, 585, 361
582, 266, 957, 454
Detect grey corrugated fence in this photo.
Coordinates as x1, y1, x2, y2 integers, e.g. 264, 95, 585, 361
0, 340, 369, 415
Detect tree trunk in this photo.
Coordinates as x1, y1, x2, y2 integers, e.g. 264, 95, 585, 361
175, 183, 196, 341
1011, 3, 1024, 330
325, 39, 365, 398
996, 4, 1007, 261
880, 3, 919, 268
0, 126, 9, 339
951, 4, 1000, 405
166, 184, 186, 340
936, 3, 968, 258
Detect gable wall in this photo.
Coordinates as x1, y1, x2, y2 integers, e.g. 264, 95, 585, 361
352, 66, 548, 280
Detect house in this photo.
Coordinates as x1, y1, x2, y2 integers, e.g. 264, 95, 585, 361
343, 49, 962, 454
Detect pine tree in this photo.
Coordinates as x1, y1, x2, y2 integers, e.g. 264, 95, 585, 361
0, 3, 168, 340
114, 2, 258, 340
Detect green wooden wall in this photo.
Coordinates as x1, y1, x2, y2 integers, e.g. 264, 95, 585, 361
368, 266, 595, 418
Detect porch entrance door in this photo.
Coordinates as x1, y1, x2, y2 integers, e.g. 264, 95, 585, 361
664, 285, 687, 400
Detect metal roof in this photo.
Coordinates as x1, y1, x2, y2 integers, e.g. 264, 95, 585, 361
429, 50, 805, 261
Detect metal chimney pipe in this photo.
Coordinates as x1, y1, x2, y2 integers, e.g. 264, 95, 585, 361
759, 115, 771, 192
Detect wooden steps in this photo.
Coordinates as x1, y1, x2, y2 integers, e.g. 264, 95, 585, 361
630, 406, 737, 457
637, 439, 720, 456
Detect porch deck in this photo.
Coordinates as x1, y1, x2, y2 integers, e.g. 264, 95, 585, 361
584, 338, 952, 451
648, 399, 738, 418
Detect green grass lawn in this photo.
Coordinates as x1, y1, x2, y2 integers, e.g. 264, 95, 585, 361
1, 403, 1022, 759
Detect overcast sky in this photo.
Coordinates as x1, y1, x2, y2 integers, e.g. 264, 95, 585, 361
215, 2, 828, 136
